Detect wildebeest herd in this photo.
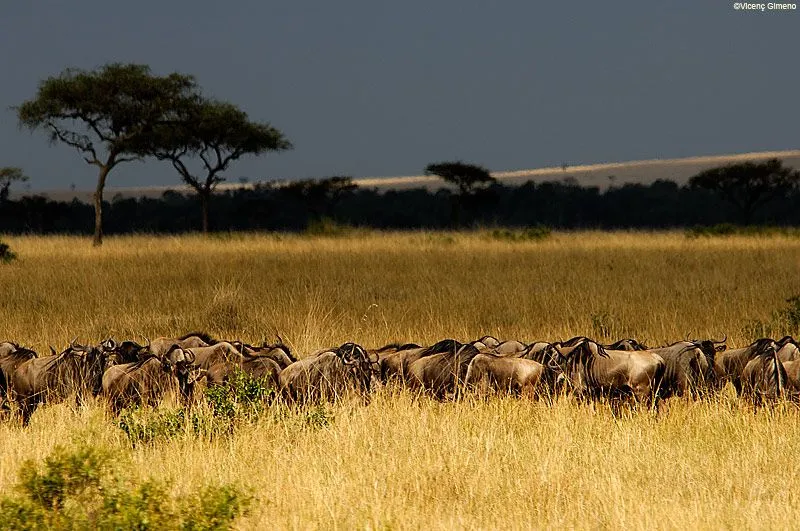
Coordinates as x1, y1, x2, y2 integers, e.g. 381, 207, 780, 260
0, 332, 798, 424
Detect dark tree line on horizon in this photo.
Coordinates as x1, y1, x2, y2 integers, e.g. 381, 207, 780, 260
8, 63, 800, 241
2, 168, 800, 235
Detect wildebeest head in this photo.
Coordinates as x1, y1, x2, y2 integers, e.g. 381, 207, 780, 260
64, 339, 109, 397
161, 346, 200, 398
742, 338, 785, 404
336, 342, 380, 393
109, 339, 150, 363
552, 339, 609, 393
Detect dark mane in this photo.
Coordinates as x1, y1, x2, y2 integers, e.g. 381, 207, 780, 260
605, 338, 648, 351
420, 339, 463, 357
558, 336, 594, 348
560, 340, 609, 363
125, 353, 164, 371
375, 342, 402, 352
748, 338, 778, 359
398, 342, 422, 350
456, 343, 481, 364
275, 343, 296, 362
178, 331, 216, 344
249, 342, 297, 363
776, 335, 797, 348
3, 347, 38, 362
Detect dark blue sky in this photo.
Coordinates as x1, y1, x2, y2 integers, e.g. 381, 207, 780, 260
1, 1, 798, 189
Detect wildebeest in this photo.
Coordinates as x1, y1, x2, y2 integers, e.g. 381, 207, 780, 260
477, 336, 501, 349
407, 341, 482, 398
715, 337, 783, 395
776, 336, 799, 362
0, 342, 38, 409
553, 339, 665, 406
648, 338, 725, 398
464, 353, 553, 398
173, 341, 242, 370
101, 347, 201, 414
740, 339, 786, 406
11, 340, 109, 424
604, 338, 649, 351
147, 331, 215, 357
379, 340, 455, 383
231, 339, 297, 369
491, 340, 529, 356
279, 343, 378, 403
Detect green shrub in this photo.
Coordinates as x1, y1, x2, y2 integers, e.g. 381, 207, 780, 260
0, 241, 16, 264
740, 296, 800, 341
686, 224, 800, 239
205, 368, 275, 422
118, 407, 189, 446
488, 226, 551, 242
777, 295, 800, 335
304, 217, 361, 237
0, 442, 250, 530
302, 403, 334, 430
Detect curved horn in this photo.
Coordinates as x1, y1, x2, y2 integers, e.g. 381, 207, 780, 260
69, 337, 79, 350
184, 348, 196, 364
276, 333, 284, 345
712, 334, 727, 344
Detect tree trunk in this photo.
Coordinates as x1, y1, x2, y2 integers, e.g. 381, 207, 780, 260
93, 166, 111, 247
200, 191, 210, 233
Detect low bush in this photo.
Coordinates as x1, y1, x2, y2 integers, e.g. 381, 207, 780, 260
0, 442, 251, 530
488, 226, 551, 242
686, 224, 800, 238
0, 240, 16, 263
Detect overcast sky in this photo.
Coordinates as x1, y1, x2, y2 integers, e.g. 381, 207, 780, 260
1, 1, 797, 190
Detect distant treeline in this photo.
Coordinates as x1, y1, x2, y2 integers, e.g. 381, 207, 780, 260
1, 178, 799, 234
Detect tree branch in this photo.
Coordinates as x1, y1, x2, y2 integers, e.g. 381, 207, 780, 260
49, 125, 101, 166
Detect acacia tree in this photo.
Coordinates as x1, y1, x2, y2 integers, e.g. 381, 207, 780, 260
16, 64, 197, 245
424, 161, 496, 226
144, 99, 292, 232
0, 167, 28, 202
688, 159, 800, 225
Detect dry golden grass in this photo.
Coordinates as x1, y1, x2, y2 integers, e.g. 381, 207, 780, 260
1, 230, 800, 529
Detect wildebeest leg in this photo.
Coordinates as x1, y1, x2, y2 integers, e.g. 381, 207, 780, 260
20, 398, 36, 427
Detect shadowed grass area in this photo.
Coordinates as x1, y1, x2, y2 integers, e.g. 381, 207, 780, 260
1, 230, 800, 528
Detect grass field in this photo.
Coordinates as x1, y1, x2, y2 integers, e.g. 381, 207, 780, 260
1, 230, 800, 529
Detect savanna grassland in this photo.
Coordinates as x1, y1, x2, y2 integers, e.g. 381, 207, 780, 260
1, 230, 800, 529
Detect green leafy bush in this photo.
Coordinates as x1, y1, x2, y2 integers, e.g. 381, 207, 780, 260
0, 442, 251, 530
740, 296, 800, 340
489, 226, 551, 242
686, 225, 800, 239
304, 217, 362, 237
118, 407, 190, 446
0, 241, 16, 264
204, 368, 275, 422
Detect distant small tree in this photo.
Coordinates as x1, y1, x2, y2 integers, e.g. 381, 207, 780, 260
688, 159, 800, 225
0, 167, 28, 202
16, 63, 198, 246
425, 161, 496, 196
142, 99, 292, 233
424, 161, 496, 226
284, 176, 357, 222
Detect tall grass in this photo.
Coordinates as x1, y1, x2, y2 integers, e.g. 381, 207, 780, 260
1, 231, 800, 528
